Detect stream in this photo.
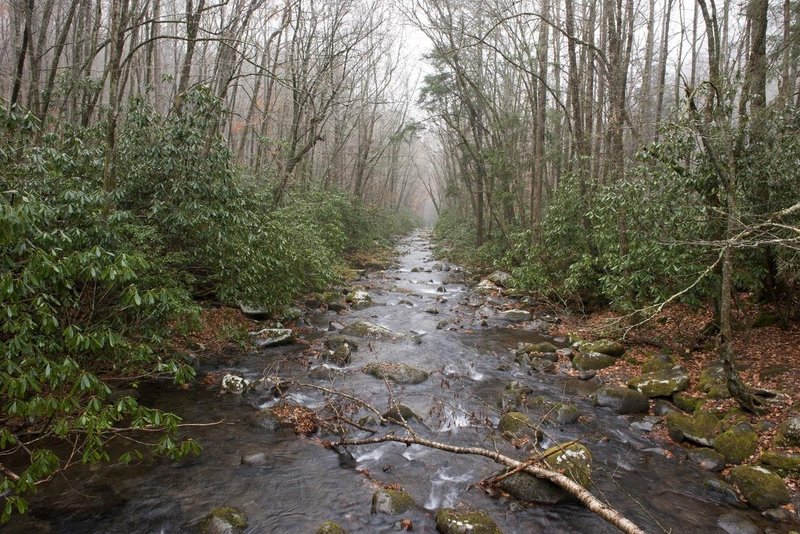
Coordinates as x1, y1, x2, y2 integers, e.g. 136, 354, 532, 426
6, 231, 781, 533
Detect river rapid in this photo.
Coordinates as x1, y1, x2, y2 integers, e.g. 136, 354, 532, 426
7, 231, 780, 533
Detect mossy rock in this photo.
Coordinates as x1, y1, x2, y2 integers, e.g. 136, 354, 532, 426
729, 466, 790, 511
758, 451, 800, 477
382, 404, 421, 424
593, 385, 649, 414
435, 508, 502, 534
542, 443, 592, 486
341, 321, 403, 340
627, 367, 689, 398
552, 403, 580, 425
665, 410, 720, 446
498, 381, 533, 410
371, 489, 416, 515
698, 364, 730, 399
498, 411, 542, 442
498, 471, 572, 504
672, 393, 703, 413
775, 415, 800, 446
688, 448, 726, 472
641, 354, 676, 373
578, 339, 625, 357
201, 506, 248, 533
517, 341, 558, 354
324, 336, 359, 352
362, 362, 428, 384
316, 521, 347, 534
713, 424, 758, 464
572, 352, 616, 371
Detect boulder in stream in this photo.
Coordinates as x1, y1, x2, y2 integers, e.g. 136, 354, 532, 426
434, 508, 501, 534
592, 385, 649, 414
382, 404, 422, 424
370, 489, 416, 514
220, 374, 249, 394
363, 362, 429, 384
498, 411, 543, 443
499, 309, 531, 322
200, 506, 248, 533
499, 443, 592, 504
341, 321, 404, 340
627, 366, 689, 397
251, 328, 294, 348
728, 466, 790, 511
572, 352, 616, 372
246, 409, 281, 430
346, 289, 373, 310
487, 270, 512, 287
322, 342, 352, 366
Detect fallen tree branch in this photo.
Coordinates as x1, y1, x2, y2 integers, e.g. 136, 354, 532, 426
327, 433, 646, 534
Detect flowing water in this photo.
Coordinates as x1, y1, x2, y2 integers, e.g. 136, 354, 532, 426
6, 231, 782, 533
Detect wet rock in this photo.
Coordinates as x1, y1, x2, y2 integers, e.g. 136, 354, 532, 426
347, 289, 373, 310
641, 353, 676, 373
371, 489, 416, 514
665, 410, 720, 447
518, 341, 558, 354
220, 374, 249, 394
689, 448, 726, 472
362, 362, 429, 384
775, 415, 800, 446
436, 285, 447, 292
498, 411, 542, 442
280, 306, 304, 321
552, 403, 581, 424
499, 309, 531, 322
572, 352, 616, 372
528, 357, 556, 373
487, 271, 512, 287
577, 371, 597, 380
341, 321, 404, 340
627, 366, 689, 398
238, 303, 271, 319
592, 385, 649, 414
425, 307, 440, 314
308, 365, 343, 381
729, 466, 790, 511
713, 423, 758, 464
436, 319, 449, 330
324, 336, 359, 352
499, 381, 533, 410
758, 451, 800, 477
251, 328, 294, 348
630, 420, 655, 432
410, 267, 422, 272
499, 443, 592, 504
698, 363, 731, 399
576, 339, 625, 358
246, 409, 281, 430
201, 506, 248, 533
762, 507, 793, 522
434, 508, 501, 534
382, 404, 422, 424
716, 513, 760, 534
316, 521, 347, 534
240, 452, 269, 466
328, 321, 345, 331
324, 343, 352, 366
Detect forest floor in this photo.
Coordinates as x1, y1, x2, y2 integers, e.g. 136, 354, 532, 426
550, 297, 800, 492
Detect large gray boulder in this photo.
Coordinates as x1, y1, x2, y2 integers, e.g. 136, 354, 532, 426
341, 321, 403, 340
627, 367, 689, 397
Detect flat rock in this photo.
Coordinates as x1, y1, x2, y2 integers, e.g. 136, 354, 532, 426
627, 367, 689, 397
251, 328, 294, 348
340, 321, 403, 340
666, 410, 720, 447
499, 309, 531, 322
716, 513, 760, 534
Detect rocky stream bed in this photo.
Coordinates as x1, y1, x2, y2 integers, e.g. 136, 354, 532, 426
6, 231, 799, 533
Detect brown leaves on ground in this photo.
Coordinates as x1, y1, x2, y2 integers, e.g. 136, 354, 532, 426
173, 306, 258, 353
271, 403, 319, 435
551, 297, 800, 466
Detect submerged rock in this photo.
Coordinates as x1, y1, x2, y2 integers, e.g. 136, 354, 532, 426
363, 362, 429, 384
627, 367, 689, 397
246, 409, 281, 430
201, 506, 248, 533
382, 404, 422, 423
323, 343, 352, 366
251, 328, 294, 348
434, 508, 501, 534
498, 411, 542, 443
728, 466, 790, 511
371, 489, 416, 515
316, 521, 347, 534
324, 336, 359, 352
341, 321, 403, 340
592, 385, 649, 414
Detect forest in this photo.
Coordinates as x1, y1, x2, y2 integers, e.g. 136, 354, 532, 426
1, 0, 799, 531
